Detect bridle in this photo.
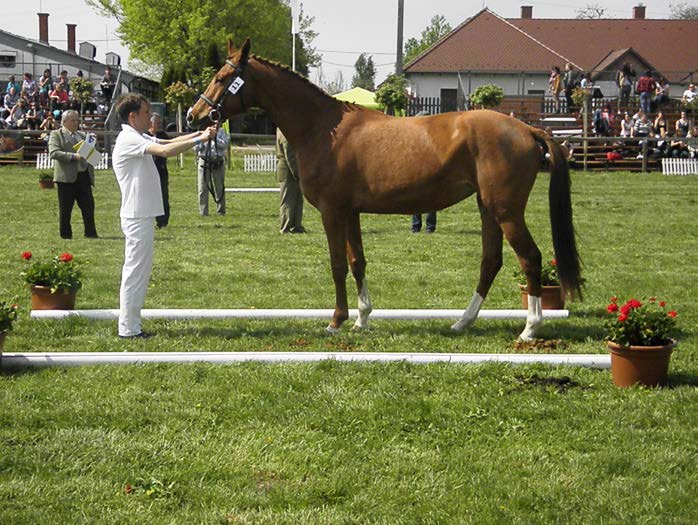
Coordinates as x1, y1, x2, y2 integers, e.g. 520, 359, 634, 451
198, 58, 246, 124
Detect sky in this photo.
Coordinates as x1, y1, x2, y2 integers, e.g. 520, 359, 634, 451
1, 0, 682, 85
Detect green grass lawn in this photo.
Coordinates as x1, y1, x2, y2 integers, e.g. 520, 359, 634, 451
1, 160, 696, 523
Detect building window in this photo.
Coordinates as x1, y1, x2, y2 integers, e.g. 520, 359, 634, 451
528, 89, 545, 95
0, 52, 17, 68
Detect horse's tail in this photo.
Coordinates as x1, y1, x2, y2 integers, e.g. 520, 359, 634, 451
532, 129, 583, 300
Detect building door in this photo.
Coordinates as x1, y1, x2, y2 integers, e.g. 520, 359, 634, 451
440, 89, 457, 113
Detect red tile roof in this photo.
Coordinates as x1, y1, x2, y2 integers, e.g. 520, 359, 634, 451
405, 9, 697, 83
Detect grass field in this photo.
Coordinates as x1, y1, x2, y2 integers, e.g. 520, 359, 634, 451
1, 160, 696, 524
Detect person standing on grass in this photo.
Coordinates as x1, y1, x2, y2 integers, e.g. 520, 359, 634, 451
48, 109, 98, 240
112, 93, 216, 339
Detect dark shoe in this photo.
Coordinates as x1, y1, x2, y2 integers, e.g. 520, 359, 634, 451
425, 229, 435, 234
119, 331, 154, 340
410, 229, 420, 233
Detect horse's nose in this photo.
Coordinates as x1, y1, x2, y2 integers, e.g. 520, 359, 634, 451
185, 107, 194, 124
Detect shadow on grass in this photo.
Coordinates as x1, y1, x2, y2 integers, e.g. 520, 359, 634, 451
665, 373, 698, 388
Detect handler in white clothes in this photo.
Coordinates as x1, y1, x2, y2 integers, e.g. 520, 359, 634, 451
112, 93, 216, 338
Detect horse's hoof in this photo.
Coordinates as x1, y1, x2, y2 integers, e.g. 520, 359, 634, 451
518, 325, 540, 341
325, 325, 340, 335
351, 322, 370, 332
451, 318, 472, 332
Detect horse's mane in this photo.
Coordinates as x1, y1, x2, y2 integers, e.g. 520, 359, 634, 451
251, 55, 364, 111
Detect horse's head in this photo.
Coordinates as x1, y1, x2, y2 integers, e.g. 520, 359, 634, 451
187, 38, 251, 129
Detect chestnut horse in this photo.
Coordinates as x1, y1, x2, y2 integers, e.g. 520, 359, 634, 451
188, 39, 582, 340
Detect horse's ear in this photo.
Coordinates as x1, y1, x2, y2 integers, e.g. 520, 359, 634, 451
227, 38, 237, 57
239, 38, 251, 65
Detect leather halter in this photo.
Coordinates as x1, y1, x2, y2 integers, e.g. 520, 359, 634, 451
199, 59, 245, 122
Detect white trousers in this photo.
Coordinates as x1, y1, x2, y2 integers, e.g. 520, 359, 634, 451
118, 217, 155, 337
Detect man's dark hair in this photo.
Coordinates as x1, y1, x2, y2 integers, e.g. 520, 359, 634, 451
115, 93, 149, 123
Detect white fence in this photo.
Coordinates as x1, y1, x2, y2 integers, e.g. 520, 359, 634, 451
243, 154, 277, 173
35, 152, 110, 171
662, 158, 698, 176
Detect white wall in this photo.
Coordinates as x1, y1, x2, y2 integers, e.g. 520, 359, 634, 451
406, 72, 552, 98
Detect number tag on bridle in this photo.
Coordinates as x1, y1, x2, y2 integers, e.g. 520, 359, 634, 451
228, 77, 245, 95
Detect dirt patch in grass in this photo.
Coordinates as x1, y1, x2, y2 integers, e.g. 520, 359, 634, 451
512, 339, 569, 352
514, 373, 586, 394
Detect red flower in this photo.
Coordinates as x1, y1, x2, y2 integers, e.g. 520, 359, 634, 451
21, 251, 32, 260
550, 259, 557, 266
668, 311, 678, 318
618, 313, 628, 322
607, 303, 619, 313
620, 304, 631, 315
659, 301, 666, 307
625, 299, 642, 309
610, 296, 618, 303
59, 253, 73, 263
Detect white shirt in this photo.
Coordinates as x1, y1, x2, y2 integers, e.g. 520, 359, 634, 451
683, 89, 696, 102
112, 124, 164, 218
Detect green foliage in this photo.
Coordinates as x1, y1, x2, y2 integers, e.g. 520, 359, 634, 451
404, 14, 452, 64
470, 84, 504, 109
513, 257, 559, 286
351, 53, 376, 91
38, 171, 53, 181
191, 67, 217, 93
164, 81, 197, 108
375, 74, 408, 114
86, 0, 319, 80
0, 296, 19, 332
682, 96, 698, 112
68, 77, 95, 105
571, 86, 589, 107
20, 252, 85, 293
605, 297, 678, 347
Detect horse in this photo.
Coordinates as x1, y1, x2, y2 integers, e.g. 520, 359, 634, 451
187, 39, 583, 340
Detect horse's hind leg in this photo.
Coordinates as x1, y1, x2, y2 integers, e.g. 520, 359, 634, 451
500, 219, 543, 341
452, 198, 503, 331
346, 211, 372, 330
320, 210, 350, 333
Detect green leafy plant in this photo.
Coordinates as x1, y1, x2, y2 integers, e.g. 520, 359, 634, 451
38, 171, 53, 181
20, 251, 85, 293
0, 297, 20, 333
605, 296, 678, 347
469, 84, 504, 109
571, 87, 589, 108
164, 81, 197, 108
69, 77, 95, 115
514, 258, 559, 286
375, 74, 408, 115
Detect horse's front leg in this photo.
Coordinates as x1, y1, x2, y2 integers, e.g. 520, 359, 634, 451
321, 210, 350, 333
346, 211, 372, 330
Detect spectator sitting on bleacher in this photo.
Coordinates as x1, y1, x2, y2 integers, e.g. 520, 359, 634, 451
49, 84, 70, 112
100, 66, 116, 105
675, 111, 689, 137
38, 68, 53, 105
681, 83, 696, 105
39, 113, 58, 141
22, 72, 38, 102
653, 112, 668, 138
669, 136, 689, 158
653, 78, 670, 111
632, 113, 652, 138
1, 86, 19, 120
5, 98, 27, 129
5, 75, 20, 96
25, 101, 43, 130
620, 112, 633, 137
56, 70, 70, 92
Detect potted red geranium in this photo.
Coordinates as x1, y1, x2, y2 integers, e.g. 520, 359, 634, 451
20, 251, 85, 310
605, 296, 679, 387
515, 258, 564, 309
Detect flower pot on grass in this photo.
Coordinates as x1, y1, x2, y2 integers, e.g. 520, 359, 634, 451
20, 251, 85, 310
519, 284, 565, 310
605, 297, 679, 388
38, 171, 54, 189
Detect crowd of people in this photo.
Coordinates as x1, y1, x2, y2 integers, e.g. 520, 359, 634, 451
548, 63, 697, 160
0, 66, 116, 131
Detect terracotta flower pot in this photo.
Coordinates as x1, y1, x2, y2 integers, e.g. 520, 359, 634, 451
519, 284, 565, 310
30, 285, 77, 310
38, 179, 55, 189
607, 340, 675, 387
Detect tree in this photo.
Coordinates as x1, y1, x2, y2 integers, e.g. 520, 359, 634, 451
403, 14, 452, 64
85, 0, 319, 81
352, 54, 376, 91
469, 85, 504, 109
375, 74, 408, 115
315, 69, 347, 95
575, 3, 609, 19
670, 2, 698, 19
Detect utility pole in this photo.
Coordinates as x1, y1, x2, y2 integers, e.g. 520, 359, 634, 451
396, 0, 404, 74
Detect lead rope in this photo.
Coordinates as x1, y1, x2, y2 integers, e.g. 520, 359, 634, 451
204, 124, 224, 205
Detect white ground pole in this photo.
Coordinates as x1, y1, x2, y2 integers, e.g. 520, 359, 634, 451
225, 188, 279, 193
0, 352, 610, 370
31, 309, 569, 321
